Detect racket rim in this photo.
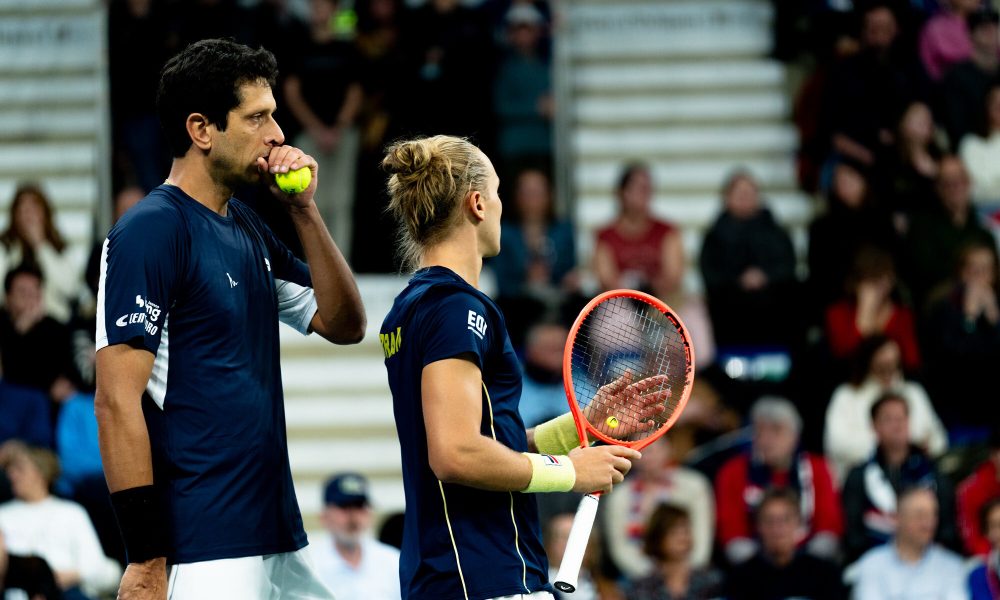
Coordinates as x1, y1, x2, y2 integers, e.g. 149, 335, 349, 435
562, 288, 696, 451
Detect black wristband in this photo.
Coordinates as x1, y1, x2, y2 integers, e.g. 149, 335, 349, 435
110, 485, 170, 564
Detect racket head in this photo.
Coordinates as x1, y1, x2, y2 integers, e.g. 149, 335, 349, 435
562, 289, 695, 451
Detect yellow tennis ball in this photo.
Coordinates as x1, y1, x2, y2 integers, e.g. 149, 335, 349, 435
606, 416, 620, 429
275, 167, 312, 194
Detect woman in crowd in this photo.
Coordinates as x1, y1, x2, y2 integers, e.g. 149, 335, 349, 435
960, 85, 1000, 207
969, 497, 1000, 600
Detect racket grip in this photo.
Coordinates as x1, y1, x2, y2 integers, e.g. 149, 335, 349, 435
553, 493, 601, 593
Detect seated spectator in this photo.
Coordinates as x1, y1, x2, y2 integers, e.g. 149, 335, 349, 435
699, 170, 798, 347
920, 0, 981, 81
926, 242, 1000, 432
905, 155, 997, 308
489, 169, 578, 343
518, 322, 570, 428
0, 530, 62, 599
493, 4, 552, 171
605, 437, 714, 578
825, 3, 927, 168
0, 264, 77, 402
958, 431, 1000, 556
54, 393, 101, 496
545, 512, 618, 600
624, 504, 724, 600
0, 379, 52, 449
310, 473, 400, 600
0, 445, 120, 600
808, 160, 899, 315
968, 497, 1000, 599
943, 8, 1000, 151
283, 0, 363, 259
852, 487, 967, 600
0, 184, 80, 323
961, 85, 1000, 204
715, 398, 842, 564
841, 393, 958, 563
877, 101, 942, 214
825, 246, 922, 372
726, 488, 844, 600
594, 163, 684, 300
825, 336, 946, 480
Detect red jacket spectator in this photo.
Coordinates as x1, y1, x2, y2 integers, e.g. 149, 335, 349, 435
957, 448, 1000, 556
825, 300, 922, 372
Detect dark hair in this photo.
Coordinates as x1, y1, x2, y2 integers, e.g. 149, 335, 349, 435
897, 484, 936, 511
721, 168, 757, 198
157, 39, 279, 158
968, 8, 1000, 32
980, 497, 1000, 534
755, 487, 801, 522
616, 162, 650, 194
849, 334, 895, 386
0, 183, 66, 253
4, 262, 43, 294
508, 167, 555, 223
642, 503, 690, 561
870, 391, 908, 422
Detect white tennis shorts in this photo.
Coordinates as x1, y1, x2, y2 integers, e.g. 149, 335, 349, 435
167, 548, 334, 600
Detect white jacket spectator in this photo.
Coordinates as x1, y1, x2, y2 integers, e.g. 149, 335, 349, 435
959, 85, 1000, 204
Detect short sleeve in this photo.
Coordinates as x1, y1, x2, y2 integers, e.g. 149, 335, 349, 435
258, 216, 316, 335
96, 202, 184, 353
418, 292, 493, 370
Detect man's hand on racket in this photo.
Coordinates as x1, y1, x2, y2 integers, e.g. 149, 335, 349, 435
585, 370, 672, 439
567, 445, 640, 494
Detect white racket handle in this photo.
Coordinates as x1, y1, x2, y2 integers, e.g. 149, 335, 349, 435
553, 493, 600, 593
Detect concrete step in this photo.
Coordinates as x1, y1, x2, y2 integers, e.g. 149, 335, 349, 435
287, 437, 401, 478
576, 92, 788, 126
0, 0, 98, 11
0, 76, 99, 106
285, 396, 394, 431
0, 15, 103, 74
573, 125, 798, 159
0, 108, 99, 140
0, 176, 97, 211
0, 143, 95, 176
573, 61, 785, 95
573, 156, 797, 193
281, 357, 390, 396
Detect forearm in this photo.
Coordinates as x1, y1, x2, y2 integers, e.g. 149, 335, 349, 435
288, 202, 365, 343
95, 389, 154, 492
284, 77, 326, 131
432, 435, 533, 491
335, 84, 363, 126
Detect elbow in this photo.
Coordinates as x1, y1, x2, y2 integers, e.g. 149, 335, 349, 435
330, 316, 367, 345
428, 446, 471, 484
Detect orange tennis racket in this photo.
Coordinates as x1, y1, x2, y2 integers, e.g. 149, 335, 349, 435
553, 289, 694, 593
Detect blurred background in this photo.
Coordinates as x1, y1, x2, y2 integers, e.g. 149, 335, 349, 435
2, 0, 1000, 598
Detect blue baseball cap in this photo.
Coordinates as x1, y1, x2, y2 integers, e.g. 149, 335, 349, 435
323, 473, 370, 508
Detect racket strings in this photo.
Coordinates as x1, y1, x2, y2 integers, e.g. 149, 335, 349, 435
569, 296, 689, 441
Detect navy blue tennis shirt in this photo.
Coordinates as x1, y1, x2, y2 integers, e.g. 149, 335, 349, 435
381, 266, 550, 600
96, 184, 317, 563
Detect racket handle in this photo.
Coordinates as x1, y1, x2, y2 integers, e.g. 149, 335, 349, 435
553, 493, 601, 593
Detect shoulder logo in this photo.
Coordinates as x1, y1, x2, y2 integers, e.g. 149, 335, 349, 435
380, 326, 402, 359
227, 273, 238, 288
467, 310, 487, 340
264, 258, 271, 272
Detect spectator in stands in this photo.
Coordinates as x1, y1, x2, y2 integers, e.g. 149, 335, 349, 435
808, 160, 898, 315
0, 444, 120, 600
311, 473, 400, 600
700, 170, 797, 347
825, 336, 946, 481
518, 322, 570, 428
958, 431, 1000, 556
54, 392, 100, 497
0, 264, 76, 403
968, 497, 1000, 599
841, 393, 957, 563
84, 186, 143, 302
825, 2, 927, 168
961, 85, 1000, 204
715, 398, 842, 565
726, 488, 844, 600
0, 530, 62, 600
283, 0, 364, 260
489, 168, 578, 344
0, 184, 80, 323
493, 4, 552, 173
878, 100, 943, 215
825, 246, 922, 372
942, 8, 1000, 151
624, 504, 724, 600
920, 0, 982, 81
852, 487, 967, 600
905, 155, 997, 308
605, 436, 714, 579
925, 242, 1000, 432
594, 163, 683, 300
0, 379, 52, 449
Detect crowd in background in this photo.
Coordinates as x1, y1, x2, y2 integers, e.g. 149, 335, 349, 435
2, 0, 1000, 598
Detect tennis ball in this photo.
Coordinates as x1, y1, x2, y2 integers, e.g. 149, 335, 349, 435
606, 416, 620, 429
275, 167, 312, 194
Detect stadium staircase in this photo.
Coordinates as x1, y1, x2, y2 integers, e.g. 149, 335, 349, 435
283, 0, 815, 534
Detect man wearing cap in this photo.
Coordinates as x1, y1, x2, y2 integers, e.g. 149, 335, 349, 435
311, 473, 400, 600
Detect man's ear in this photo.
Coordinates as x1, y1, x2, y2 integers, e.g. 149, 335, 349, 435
466, 190, 486, 223
186, 113, 213, 152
